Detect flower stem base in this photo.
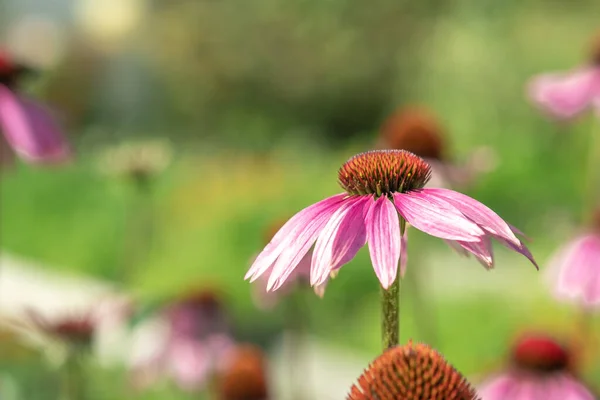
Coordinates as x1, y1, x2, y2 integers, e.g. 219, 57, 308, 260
381, 276, 401, 350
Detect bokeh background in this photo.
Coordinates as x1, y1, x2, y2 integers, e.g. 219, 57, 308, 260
1, 0, 599, 398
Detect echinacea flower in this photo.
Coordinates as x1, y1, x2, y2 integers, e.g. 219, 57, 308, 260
245, 150, 536, 291
527, 32, 600, 120
377, 106, 498, 188
216, 344, 269, 400
130, 289, 236, 392
546, 209, 600, 308
252, 218, 329, 309
348, 340, 479, 399
478, 333, 595, 400
0, 50, 71, 164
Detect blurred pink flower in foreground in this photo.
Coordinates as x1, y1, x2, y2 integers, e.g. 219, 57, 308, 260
245, 150, 537, 291
527, 34, 600, 120
131, 289, 236, 392
478, 333, 595, 400
251, 219, 329, 310
0, 50, 70, 164
546, 210, 600, 308
377, 105, 498, 189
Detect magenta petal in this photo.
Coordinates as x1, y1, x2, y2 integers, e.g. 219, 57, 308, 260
393, 191, 484, 241
422, 188, 520, 247
311, 196, 368, 286
527, 67, 600, 119
244, 193, 346, 282
458, 237, 494, 269
0, 85, 71, 164
266, 196, 347, 291
366, 196, 401, 289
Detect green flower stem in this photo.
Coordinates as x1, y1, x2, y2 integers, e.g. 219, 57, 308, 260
60, 352, 85, 400
381, 275, 401, 350
583, 119, 600, 217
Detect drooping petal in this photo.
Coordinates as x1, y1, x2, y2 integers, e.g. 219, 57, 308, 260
497, 236, 539, 270
527, 67, 600, 119
422, 188, 520, 247
477, 374, 518, 400
365, 196, 401, 289
266, 196, 347, 291
0, 85, 71, 164
168, 338, 211, 391
393, 191, 484, 241
244, 193, 346, 282
458, 237, 494, 269
311, 196, 369, 286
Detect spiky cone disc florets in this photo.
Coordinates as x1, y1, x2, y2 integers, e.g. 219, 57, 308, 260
379, 106, 446, 161
348, 341, 479, 400
339, 150, 431, 196
511, 334, 571, 373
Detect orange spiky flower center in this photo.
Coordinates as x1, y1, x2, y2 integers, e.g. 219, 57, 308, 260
339, 150, 431, 196
379, 107, 446, 161
217, 345, 269, 400
512, 335, 570, 373
347, 341, 479, 400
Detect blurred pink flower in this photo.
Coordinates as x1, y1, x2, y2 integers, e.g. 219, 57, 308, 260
0, 50, 71, 165
546, 214, 600, 307
245, 150, 537, 291
478, 333, 595, 400
131, 289, 236, 392
527, 34, 600, 120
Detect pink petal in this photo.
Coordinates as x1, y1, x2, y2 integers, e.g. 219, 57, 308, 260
477, 374, 518, 400
168, 338, 211, 391
266, 196, 347, 291
311, 196, 369, 286
549, 234, 600, 307
422, 188, 520, 247
0, 85, 71, 164
245, 193, 346, 282
457, 237, 494, 269
393, 191, 484, 241
365, 196, 401, 289
527, 67, 600, 119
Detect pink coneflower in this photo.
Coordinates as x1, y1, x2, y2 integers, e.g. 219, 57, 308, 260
245, 150, 536, 292
131, 289, 236, 392
0, 50, 70, 164
348, 341, 479, 400
252, 218, 329, 310
546, 210, 600, 308
527, 32, 600, 120
26, 310, 95, 349
478, 333, 595, 400
377, 106, 498, 188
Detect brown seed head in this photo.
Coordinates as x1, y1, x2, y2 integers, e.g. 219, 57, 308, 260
591, 208, 600, 232
338, 150, 431, 196
0, 51, 32, 88
511, 333, 570, 373
178, 287, 224, 315
217, 344, 269, 400
348, 341, 479, 400
379, 107, 446, 161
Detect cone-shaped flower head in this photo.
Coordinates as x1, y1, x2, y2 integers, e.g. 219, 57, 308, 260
546, 208, 600, 308
348, 341, 479, 400
527, 31, 600, 120
0, 49, 71, 164
378, 106, 446, 161
245, 150, 536, 291
478, 333, 595, 400
25, 310, 95, 350
217, 344, 269, 400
